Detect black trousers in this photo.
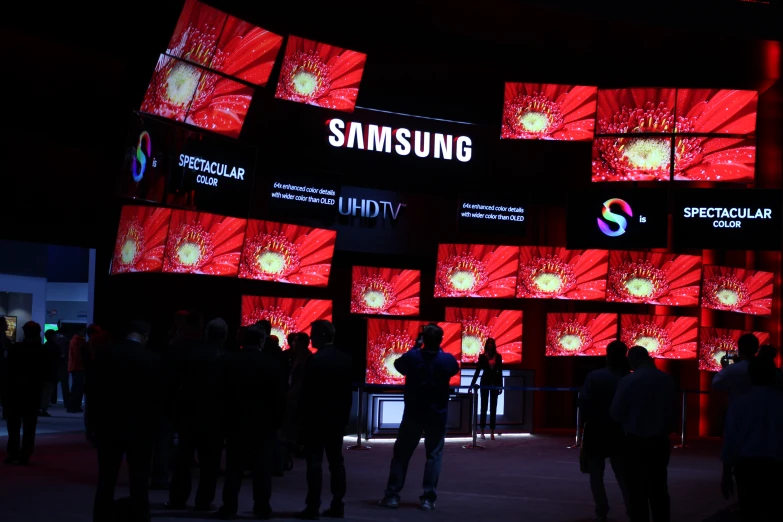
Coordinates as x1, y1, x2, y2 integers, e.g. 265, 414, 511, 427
169, 425, 222, 508
623, 434, 671, 522
304, 429, 346, 509
735, 457, 783, 522
480, 389, 499, 430
93, 435, 154, 522
221, 432, 272, 515
5, 408, 39, 461
69, 371, 84, 411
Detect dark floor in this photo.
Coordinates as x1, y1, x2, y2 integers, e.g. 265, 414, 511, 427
1, 406, 737, 522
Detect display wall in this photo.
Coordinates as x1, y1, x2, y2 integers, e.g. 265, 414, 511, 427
54, 1, 783, 436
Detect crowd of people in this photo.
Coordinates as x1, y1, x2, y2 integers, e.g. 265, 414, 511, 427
1, 315, 782, 522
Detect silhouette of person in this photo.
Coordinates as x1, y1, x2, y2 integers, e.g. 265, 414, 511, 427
757, 344, 783, 390
91, 320, 164, 522
284, 332, 311, 457
712, 333, 760, 400
217, 325, 285, 520
469, 338, 503, 439
580, 340, 631, 522
4, 321, 47, 465
611, 346, 676, 522
297, 321, 353, 519
0, 316, 12, 420
721, 357, 783, 522
167, 318, 228, 511
379, 323, 459, 511
39, 329, 60, 417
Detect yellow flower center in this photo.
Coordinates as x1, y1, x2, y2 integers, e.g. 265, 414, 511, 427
120, 239, 138, 264
715, 288, 739, 306
176, 242, 203, 267
363, 290, 387, 310
534, 272, 563, 293
559, 334, 583, 352
624, 277, 655, 298
166, 62, 201, 106
623, 138, 671, 169
449, 270, 477, 291
384, 355, 402, 378
462, 335, 483, 359
255, 251, 287, 275
292, 71, 318, 96
635, 336, 660, 354
519, 111, 549, 133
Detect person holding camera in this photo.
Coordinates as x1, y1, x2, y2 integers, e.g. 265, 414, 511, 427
712, 334, 760, 401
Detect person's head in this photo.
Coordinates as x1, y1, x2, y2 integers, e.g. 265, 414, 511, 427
44, 329, 57, 342
235, 326, 247, 346
267, 335, 281, 351
606, 340, 629, 369
310, 320, 335, 350
173, 310, 190, 332
205, 318, 228, 345
254, 319, 272, 337
22, 321, 42, 343
293, 332, 311, 354
85, 324, 101, 342
244, 325, 266, 348
89, 330, 112, 353
737, 333, 760, 360
748, 357, 778, 387
757, 344, 778, 363
627, 345, 651, 371
287, 332, 297, 350
128, 320, 152, 346
484, 338, 497, 356
422, 324, 444, 351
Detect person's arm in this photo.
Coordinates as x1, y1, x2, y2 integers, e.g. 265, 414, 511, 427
393, 351, 413, 376
469, 355, 485, 389
711, 364, 736, 391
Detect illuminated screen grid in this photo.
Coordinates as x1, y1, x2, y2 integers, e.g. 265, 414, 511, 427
592, 88, 757, 183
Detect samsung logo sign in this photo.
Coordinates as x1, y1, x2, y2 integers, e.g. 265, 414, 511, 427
326, 118, 472, 162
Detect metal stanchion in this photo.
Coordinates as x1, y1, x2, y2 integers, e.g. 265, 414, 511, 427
463, 388, 485, 450
567, 391, 582, 449
673, 390, 689, 449
348, 386, 371, 450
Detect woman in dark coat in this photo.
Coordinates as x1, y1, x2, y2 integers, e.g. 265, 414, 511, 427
470, 338, 503, 439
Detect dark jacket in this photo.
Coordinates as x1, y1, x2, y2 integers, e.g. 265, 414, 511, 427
300, 344, 353, 433
44, 340, 61, 382
221, 347, 286, 437
580, 366, 628, 457
172, 340, 224, 428
473, 353, 503, 388
395, 347, 459, 420
90, 338, 165, 440
6, 340, 48, 412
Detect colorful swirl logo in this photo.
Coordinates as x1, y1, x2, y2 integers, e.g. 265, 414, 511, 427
131, 131, 152, 183
597, 198, 632, 237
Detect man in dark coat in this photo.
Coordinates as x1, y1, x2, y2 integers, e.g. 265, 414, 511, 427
579, 340, 631, 522
4, 321, 47, 465
297, 320, 353, 519
91, 320, 165, 522
217, 325, 286, 520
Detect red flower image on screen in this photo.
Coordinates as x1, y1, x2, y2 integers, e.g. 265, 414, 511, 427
675, 89, 758, 135
366, 319, 461, 386
698, 328, 770, 372
111, 206, 172, 274
620, 315, 698, 359
238, 220, 336, 287
350, 267, 420, 316
444, 308, 523, 365
274, 36, 367, 112
546, 313, 618, 356
501, 83, 598, 141
672, 137, 756, 183
606, 252, 702, 307
162, 210, 246, 276
516, 247, 608, 301
701, 265, 773, 316
240, 296, 332, 351
592, 88, 677, 182
434, 244, 519, 298
140, 54, 253, 138
167, 0, 284, 86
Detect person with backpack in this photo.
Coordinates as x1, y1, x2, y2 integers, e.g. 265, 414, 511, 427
378, 323, 460, 511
